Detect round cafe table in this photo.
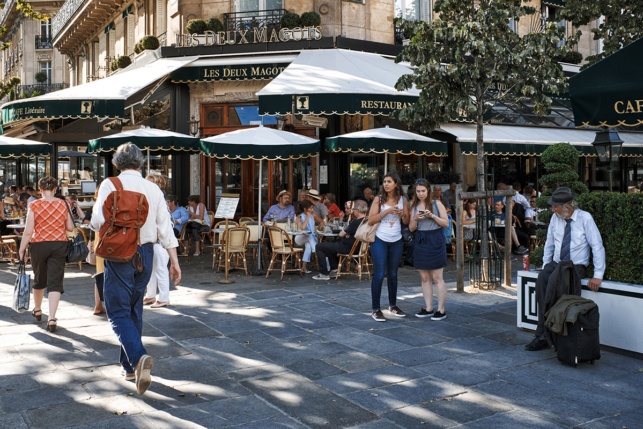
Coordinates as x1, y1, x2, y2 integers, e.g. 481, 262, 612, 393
7, 224, 25, 229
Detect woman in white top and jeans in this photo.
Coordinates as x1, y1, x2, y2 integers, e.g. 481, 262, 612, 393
143, 174, 171, 308
368, 172, 410, 322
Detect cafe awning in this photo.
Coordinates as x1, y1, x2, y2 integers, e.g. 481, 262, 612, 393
570, 36, 643, 128
256, 49, 419, 116
325, 126, 447, 156
442, 123, 643, 156
88, 127, 200, 154
0, 136, 50, 158
1, 56, 198, 124
171, 54, 297, 83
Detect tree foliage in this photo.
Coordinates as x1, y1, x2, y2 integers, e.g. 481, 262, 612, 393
1, 1, 50, 51
0, 76, 20, 98
559, 0, 643, 70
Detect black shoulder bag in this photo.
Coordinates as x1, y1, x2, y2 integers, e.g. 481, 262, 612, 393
63, 200, 90, 263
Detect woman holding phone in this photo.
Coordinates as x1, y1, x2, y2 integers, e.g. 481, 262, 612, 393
409, 179, 449, 320
368, 171, 410, 322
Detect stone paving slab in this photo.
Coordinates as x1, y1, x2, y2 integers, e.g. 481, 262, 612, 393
0, 257, 642, 428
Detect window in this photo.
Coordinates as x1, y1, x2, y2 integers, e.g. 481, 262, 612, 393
237, 0, 283, 12
41, 19, 51, 37
395, 0, 431, 21
40, 61, 51, 84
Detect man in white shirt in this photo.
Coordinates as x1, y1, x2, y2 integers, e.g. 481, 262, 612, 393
512, 182, 530, 210
91, 143, 181, 394
525, 187, 605, 352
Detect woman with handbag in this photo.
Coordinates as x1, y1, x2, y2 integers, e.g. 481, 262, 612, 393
185, 195, 211, 257
409, 179, 449, 321
18, 176, 75, 332
367, 171, 410, 322
295, 200, 318, 274
143, 174, 171, 308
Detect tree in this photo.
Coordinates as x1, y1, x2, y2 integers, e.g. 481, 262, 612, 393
1, 1, 49, 50
559, 0, 643, 70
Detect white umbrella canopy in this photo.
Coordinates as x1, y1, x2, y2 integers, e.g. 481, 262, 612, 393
201, 126, 320, 272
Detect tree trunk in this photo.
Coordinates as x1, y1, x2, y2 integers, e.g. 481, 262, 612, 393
475, 84, 490, 280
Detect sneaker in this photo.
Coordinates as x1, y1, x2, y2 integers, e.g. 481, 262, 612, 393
388, 306, 406, 317
431, 311, 447, 321
372, 309, 386, 322
121, 370, 135, 381
312, 273, 330, 280
329, 269, 338, 276
415, 308, 434, 318
513, 246, 529, 255
135, 354, 154, 395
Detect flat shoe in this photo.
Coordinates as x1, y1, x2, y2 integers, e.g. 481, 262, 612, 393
143, 298, 156, 306
150, 301, 170, 308
121, 371, 135, 381
135, 354, 154, 395
193, 252, 200, 257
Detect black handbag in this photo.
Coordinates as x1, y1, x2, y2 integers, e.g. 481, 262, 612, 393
63, 200, 90, 263
401, 197, 414, 244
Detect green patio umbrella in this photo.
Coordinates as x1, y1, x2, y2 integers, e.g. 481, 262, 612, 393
325, 126, 447, 171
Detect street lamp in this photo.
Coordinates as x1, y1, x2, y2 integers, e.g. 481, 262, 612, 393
188, 114, 200, 136
592, 127, 623, 192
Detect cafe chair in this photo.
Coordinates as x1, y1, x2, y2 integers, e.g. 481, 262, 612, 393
245, 221, 266, 268
336, 241, 371, 281
198, 211, 216, 248
210, 220, 238, 269
216, 227, 250, 276
0, 235, 19, 265
266, 226, 303, 280
178, 223, 190, 262
239, 217, 255, 226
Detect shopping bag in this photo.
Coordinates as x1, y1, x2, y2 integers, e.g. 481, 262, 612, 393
12, 262, 31, 313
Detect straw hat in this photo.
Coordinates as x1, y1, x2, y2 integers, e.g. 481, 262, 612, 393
276, 190, 292, 202
307, 189, 321, 200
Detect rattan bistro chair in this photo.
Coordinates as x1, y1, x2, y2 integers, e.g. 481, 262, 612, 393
216, 227, 251, 275
266, 226, 303, 280
198, 211, 216, 249
336, 241, 371, 281
245, 221, 265, 267
0, 234, 19, 265
210, 220, 238, 269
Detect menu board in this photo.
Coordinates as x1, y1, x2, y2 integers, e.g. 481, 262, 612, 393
214, 194, 240, 219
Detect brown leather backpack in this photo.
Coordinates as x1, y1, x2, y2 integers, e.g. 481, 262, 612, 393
95, 177, 149, 271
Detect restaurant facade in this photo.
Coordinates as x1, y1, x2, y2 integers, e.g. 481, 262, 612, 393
1, 0, 641, 214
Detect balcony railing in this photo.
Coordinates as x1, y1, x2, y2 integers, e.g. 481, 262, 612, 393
52, 0, 87, 39
35, 35, 53, 49
0, 83, 69, 104
394, 26, 404, 45
158, 31, 167, 47
223, 9, 287, 39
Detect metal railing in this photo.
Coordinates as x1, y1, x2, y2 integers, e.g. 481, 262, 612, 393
35, 35, 53, 49
158, 31, 167, 47
394, 26, 404, 45
0, 0, 16, 28
52, 0, 87, 39
223, 9, 286, 38
0, 83, 69, 104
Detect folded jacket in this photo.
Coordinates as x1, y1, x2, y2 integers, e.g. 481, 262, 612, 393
544, 294, 597, 336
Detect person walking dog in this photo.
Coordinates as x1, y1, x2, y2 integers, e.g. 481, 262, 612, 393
18, 176, 75, 332
91, 144, 181, 394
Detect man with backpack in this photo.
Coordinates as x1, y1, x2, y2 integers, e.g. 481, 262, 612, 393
91, 143, 181, 395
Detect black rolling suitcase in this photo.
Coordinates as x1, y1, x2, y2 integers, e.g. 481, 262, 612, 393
555, 305, 601, 367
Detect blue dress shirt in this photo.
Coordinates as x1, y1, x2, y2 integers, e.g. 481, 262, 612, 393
262, 204, 295, 222
171, 206, 190, 233
542, 209, 606, 279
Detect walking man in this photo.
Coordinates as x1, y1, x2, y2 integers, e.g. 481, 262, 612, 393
91, 143, 181, 394
525, 187, 604, 351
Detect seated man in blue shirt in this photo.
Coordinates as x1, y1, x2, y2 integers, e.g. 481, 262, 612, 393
263, 190, 295, 223
166, 195, 189, 238
525, 187, 605, 352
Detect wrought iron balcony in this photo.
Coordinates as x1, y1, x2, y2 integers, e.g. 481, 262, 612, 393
394, 26, 404, 45
223, 9, 287, 37
52, 0, 87, 39
35, 35, 53, 49
0, 83, 69, 104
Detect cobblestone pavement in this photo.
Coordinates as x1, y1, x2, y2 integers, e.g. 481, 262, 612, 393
0, 256, 642, 428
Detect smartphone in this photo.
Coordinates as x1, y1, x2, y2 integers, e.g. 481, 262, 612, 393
424, 210, 433, 217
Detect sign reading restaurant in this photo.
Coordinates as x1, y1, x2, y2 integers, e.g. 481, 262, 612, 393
175, 26, 323, 48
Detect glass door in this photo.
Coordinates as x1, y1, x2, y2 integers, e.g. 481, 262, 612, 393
349, 153, 384, 201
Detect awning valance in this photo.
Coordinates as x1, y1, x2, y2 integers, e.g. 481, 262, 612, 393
442, 123, 643, 157
171, 55, 296, 83
1, 56, 197, 124
88, 128, 200, 154
0, 136, 50, 158
256, 49, 419, 116
122, 5, 132, 18
570, 36, 643, 128
542, 0, 565, 7
325, 126, 447, 156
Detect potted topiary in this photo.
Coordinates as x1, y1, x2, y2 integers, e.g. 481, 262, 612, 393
140, 35, 160, 50
110, 58, 119, 72
280, 12, 300, 28
117, 55, 132, 69
206, 18, 223, 33
186, 19, 208, 35
34, 71, 48, 84
133, 41, 143, 55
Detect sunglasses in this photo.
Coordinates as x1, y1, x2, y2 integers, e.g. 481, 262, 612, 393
415, 179, 428, 184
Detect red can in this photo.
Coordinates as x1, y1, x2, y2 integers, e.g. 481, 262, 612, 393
523, 255, 530, 271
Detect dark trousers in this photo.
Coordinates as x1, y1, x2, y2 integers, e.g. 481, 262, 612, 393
535, 261, 587, 337
404, 240, 415, 262
30, 241, 67, 293
104, 244, 154, 373
186, 222, 210, 243
315, 241, 348, 275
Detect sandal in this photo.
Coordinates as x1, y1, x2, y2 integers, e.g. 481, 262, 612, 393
47, 318, 57, 333
193, 252, 200, 257
32, 309, 42, 322
150, 301, 170, 308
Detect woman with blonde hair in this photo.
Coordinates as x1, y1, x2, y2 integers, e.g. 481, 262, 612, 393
18, 176, 75, 332
143, 173, 171, 308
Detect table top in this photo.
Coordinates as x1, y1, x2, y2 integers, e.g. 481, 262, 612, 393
530, 221, 547, 226
317, 231, 340, 237
7, 224, 25, 229
78, 224, 93, 229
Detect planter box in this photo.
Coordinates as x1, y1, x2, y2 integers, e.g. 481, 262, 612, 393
517, 270, 643, 354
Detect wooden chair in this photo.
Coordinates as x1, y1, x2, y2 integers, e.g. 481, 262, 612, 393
178, 223, 190, 262
239, 217, 255, 226
266, 226, 303, 280
210, 220, 238, 269
0, 235, 18, 265
336, 241, 371, 281
216, 227, 250, 275
65, 228, 88, 269
245, 221, 266, 267
198, 211, 216, 249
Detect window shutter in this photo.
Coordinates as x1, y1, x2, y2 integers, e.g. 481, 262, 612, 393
109, 31, 116, 59
421, 0, 431, 21
128, 15, 135, 54
156, 0, 166, 35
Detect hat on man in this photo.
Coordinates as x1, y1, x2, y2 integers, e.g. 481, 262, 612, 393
307, 189, 321, 201
547, 187, 577, 206
276, 190, 292, 202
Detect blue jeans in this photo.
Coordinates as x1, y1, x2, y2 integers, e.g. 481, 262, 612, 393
370, 237, 404, 311
104, 244, 154, 373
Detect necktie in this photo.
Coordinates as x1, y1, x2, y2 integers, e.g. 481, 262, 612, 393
560, 218, 572, 261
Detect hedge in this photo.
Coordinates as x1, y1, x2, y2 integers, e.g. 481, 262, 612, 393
576, 192, 643, 285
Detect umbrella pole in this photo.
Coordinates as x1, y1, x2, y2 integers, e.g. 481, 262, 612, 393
384, 153, 388, 173
256, 159, 263, 273
147, 149, 150, 176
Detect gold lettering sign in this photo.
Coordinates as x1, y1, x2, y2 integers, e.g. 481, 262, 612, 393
176, 26, 323, 47
359, 100, 414, 111
614, 99, 643, 114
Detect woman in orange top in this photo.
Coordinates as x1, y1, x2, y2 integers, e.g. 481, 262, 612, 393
18, 176, 74, 332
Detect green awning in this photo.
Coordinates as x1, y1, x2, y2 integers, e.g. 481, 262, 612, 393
171, 55, 295, 83
104, 22, 114, 34
122, 5, 132, 18
88, 128, 200, 154
442, 123, 643, 157
570, 36, 643, 128
0, 136, 50, 158
325, 126, 448, 156
542, 0, 565, 7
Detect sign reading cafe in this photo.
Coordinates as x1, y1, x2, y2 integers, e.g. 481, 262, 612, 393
176, 26, 323, 47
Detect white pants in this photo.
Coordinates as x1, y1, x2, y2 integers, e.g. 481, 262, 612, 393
295, 234, 316, 263
145, 243, 170, 302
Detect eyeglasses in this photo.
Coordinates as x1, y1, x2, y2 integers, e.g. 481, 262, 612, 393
415, 179, 428, 184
